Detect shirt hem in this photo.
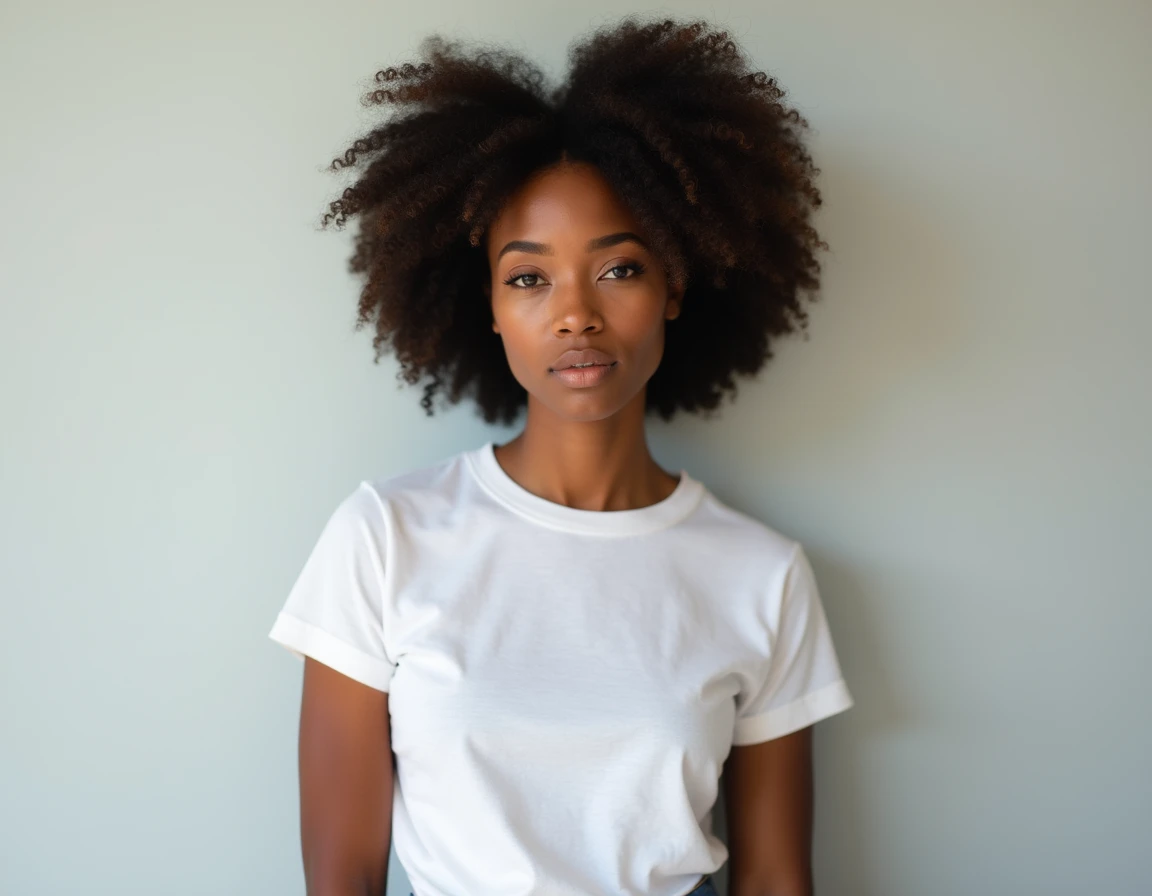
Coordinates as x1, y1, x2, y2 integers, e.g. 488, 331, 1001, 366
731, 678, 853, 745
268, 612, 396, 692
675, 873, 708, 896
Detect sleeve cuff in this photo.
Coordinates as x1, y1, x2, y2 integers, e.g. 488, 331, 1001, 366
732, 678, 854, 745
268, 612, 396, 692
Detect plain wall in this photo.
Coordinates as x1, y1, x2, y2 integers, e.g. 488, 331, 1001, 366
1, 1, 1148, 894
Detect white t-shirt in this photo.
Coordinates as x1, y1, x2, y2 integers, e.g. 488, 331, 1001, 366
269, 441, 853, 896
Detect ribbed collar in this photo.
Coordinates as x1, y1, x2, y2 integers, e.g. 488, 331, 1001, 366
464, 440, 705, 537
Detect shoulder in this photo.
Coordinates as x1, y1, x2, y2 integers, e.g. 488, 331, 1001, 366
305, 447, 475, 562
337, 444, 476, 531
687, 485, 804, 575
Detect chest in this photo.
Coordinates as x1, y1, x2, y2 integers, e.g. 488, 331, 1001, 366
383, 532, 755, 765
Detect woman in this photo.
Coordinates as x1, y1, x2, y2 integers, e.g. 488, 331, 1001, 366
269, 15, 853, 896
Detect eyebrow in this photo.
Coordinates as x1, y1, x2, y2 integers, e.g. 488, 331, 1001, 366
495, 231, 648, 261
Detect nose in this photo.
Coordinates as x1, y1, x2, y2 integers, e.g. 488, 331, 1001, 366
549, 282, 604, 336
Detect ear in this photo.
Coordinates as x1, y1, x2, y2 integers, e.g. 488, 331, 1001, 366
665, 285, 685, 321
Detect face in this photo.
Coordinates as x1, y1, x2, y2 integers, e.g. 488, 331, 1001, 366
484, 161, 684, 423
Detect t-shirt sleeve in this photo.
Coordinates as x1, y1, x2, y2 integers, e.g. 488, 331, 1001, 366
267, 483, 397, 692
732, 543, 854, 745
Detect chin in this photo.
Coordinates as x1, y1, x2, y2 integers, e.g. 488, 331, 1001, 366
545, 388, 641, 423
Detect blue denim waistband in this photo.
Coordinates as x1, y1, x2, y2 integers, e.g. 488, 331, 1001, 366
686, 874, 718, 896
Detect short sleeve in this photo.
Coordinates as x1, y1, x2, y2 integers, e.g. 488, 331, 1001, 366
732, 544, 854, 745
268, 483, 397, 692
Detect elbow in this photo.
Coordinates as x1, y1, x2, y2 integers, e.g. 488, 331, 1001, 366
738, 887, 813, 896
303, 858, 388, 896
728, 874, 814, 896
305, 879, 387, 896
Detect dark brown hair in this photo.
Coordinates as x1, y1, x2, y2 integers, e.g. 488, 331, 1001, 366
320, 15, 828, 424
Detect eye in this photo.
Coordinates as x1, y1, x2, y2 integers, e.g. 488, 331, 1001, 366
603, 262, 647, 280
502, 272, 545, 289
501, 262, 647, 290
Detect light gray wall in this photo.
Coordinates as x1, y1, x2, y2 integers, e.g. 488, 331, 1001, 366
1, 2, 1148, 894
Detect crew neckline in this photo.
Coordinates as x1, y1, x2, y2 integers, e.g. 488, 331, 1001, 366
464, 440, 706, 536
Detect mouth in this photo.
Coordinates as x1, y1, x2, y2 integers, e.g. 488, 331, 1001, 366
549, 360, 619, 388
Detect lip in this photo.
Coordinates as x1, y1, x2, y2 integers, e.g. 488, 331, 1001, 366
548, 348, 619, 389
550, 348, 618, 371
552, 362, 618, 388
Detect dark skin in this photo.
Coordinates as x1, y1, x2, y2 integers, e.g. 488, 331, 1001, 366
299, 659, 393, 896
483, 157, 684, 513
297, 159, 815, 896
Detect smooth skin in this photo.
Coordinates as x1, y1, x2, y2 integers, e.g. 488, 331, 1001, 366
297, 158, 815, 896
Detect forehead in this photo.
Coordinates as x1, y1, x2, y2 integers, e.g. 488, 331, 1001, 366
487, 162, 640, 248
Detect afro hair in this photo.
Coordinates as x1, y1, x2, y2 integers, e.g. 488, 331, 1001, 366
319, 15, 829, 424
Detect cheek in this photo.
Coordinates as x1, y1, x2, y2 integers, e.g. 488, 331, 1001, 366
630, 305, 673, 377
641, 323, 668, 372
491, 309, 537, 374
616, 297, 669, 348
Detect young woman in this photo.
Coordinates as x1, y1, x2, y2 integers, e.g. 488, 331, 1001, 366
269, 16, 853, 896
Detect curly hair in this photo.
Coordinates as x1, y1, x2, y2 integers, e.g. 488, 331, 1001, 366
319, 15, 828, 425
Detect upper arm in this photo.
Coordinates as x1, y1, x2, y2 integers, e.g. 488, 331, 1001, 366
268, 486, 399, 893
723, 544, 854, 895
731, 545, 853, 747
299, 657, 394, 895
723, 726, 814, 896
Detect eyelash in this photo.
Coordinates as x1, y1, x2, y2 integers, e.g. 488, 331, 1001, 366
502, 262, 647, 289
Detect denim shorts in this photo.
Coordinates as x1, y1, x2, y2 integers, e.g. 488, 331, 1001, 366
408, 873, 718, 896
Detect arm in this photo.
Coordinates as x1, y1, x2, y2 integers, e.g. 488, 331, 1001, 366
298, 657, 394, 896
723, 725, 814, 896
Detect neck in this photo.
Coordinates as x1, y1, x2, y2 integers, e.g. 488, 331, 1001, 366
492, 392, 680, 512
